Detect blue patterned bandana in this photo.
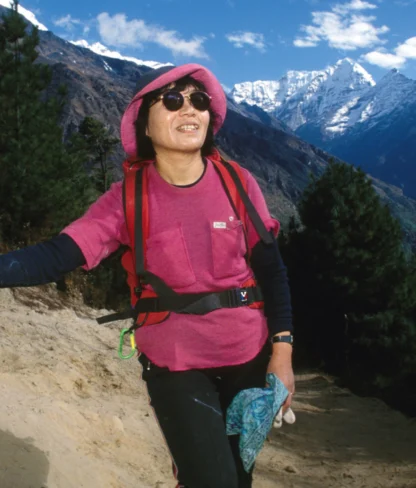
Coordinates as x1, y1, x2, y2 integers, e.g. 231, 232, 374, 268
226, 373, 289, 472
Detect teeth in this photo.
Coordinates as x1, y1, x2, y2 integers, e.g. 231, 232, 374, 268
177, 125, 198, 131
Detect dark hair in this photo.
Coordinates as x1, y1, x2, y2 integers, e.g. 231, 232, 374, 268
134, 75, 217, 160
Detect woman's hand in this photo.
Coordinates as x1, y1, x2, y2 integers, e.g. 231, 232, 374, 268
267, 342, 295, 411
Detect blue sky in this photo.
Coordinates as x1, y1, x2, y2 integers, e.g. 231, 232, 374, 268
18, 0, 416, 87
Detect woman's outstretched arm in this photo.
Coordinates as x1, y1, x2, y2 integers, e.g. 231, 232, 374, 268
0, 234, 86, 288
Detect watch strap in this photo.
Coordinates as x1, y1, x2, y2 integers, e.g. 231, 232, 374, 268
271, 335, 294, 345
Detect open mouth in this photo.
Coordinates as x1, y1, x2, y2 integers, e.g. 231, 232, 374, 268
177, 124, 199, 132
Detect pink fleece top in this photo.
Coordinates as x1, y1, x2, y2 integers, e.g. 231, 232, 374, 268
62, 160, 279, 371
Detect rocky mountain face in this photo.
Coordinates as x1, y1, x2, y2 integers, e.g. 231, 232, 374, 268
1, 4, 416, 248
231, 59, 416, 200
35, 31, 151, 142
231, 59, 375, 132
319, 70, 416, 198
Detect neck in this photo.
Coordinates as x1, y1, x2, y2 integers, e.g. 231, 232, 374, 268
154, 150, 205, 186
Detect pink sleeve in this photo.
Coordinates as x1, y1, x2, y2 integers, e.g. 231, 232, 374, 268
242, 169, 280, 249
61, 182, 127, 270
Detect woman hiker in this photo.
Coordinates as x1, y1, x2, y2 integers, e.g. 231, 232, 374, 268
0, 63, 295, 488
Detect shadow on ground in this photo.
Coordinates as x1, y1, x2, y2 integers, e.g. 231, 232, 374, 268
0, 430, 49, 488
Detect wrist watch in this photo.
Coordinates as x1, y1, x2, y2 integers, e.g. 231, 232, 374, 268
271, 335, 294, 345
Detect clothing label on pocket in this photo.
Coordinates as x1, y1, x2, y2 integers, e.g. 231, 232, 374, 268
213, 222, 227, 229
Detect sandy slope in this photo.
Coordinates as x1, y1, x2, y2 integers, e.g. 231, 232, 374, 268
0, 286, 415, 488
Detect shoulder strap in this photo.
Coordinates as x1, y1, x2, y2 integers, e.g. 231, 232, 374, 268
123, 161, 139, 257
123, 156, 273, 299
123, 162, 178, 297
211, 157, 273, 246
123, 161, 149, 278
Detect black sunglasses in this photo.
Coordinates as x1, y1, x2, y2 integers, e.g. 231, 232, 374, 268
149, 90, 212, 112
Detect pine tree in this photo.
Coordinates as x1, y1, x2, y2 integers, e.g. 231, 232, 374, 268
0, 1, 96, 244
72, 117, 119, 193
281, 160, 416, 398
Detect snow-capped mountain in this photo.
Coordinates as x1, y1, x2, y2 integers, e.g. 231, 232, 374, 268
295, 68, 416, 196
70, 40, 171, 70
231, 59, 375, 133
0, 2, 169, 71
320, 70, 416, 195
0, 0, 48, 30
318, 67, 416, 139
231, 58, 416, 143
232, 59, 416, 198
334, 68, 416, 131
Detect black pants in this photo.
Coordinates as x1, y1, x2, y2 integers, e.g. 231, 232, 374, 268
138, 339, 271, 488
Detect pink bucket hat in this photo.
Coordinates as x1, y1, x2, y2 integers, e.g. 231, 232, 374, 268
120, 63, 227, 158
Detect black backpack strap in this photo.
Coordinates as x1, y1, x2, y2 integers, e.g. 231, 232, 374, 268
97, 309, 135, 325
134, 286, 263, 315
97, 285, 263, 324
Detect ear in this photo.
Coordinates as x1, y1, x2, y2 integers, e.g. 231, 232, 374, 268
145, 124, 150, 138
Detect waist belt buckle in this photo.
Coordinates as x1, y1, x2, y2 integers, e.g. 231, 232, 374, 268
239, 288, 248, 305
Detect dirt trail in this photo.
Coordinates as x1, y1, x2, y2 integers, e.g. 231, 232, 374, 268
0, 286, 415, 488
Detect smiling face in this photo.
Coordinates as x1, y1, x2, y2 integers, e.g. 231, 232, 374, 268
145, 84, 211, 156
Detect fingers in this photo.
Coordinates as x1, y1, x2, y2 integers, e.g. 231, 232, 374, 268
283, 408, 296, 424
273, 407, 296, 429
273, 407, 283, 428
282, 390, 294, 411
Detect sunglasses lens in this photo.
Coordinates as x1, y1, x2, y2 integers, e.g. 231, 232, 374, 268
190, 91, 211, 111
162, 91, 184, 111
160, 90, 211, 111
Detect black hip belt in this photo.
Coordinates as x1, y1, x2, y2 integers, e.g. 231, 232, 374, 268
97, 286, 263, 325
137, 285, 263, 315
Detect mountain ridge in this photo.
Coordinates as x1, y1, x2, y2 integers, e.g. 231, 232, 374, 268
231, 58, 416, 199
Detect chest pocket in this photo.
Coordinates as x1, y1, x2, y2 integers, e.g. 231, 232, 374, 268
210, 219, 247, 279
146, 226, 197, 290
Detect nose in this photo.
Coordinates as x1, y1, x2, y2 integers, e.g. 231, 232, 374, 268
179, 94, 196, 114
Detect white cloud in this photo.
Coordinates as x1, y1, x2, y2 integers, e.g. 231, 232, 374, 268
226, 31, 266, 52
53, 14, 93, 36
53, 14, 82, 30
97, 12, 207, 59
294, 0, 389, 50
361, 50, 406, 68
294, 38, 319, 47
333, 0, 378, 15
396, 37, 416, 59
362, 37, 416, 68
